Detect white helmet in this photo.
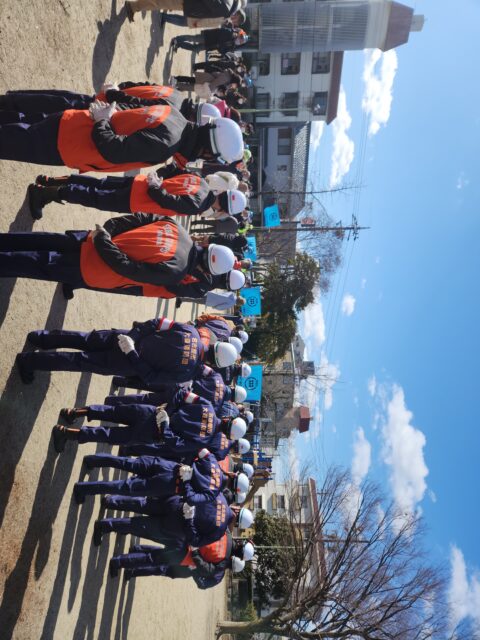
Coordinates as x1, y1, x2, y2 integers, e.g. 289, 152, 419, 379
208, 244, 235, 275
230, 417, 247, 440
235, 472, 249, 494
235, 491, 247, 504
241, 363, 252, 378
214, 341, 238, 368
234, 385, 247, 403
237, 438, 250, 454
238, 330, 249, 344
238, 507, 254, 529
229, 336, 243, 354
209, 117, 244, 163
244, 410, 254, 424
243, 541, 255, 561
241, 462, 254, 479
226, 189, 247, 215
228, 269, 245, 291
231, 556, 245, 573
197, 102, 221, 125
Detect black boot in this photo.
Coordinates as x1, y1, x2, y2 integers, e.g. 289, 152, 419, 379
93, 521, 105, 546
59, 407, 83, 424
52, 425, 80, 453
27, 184, 63, 220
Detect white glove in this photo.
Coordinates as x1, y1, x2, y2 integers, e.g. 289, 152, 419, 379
147, 171, 163, 189
179, 465, 193, 481
117, 334, 135, 354
183, 503, 196, 520
89, 99, 117, 122
102, 81, 120, 93
91, 223, 110, 239
155, 408, 170, 428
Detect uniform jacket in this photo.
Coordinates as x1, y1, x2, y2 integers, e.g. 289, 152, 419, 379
130, 173, 215, 216
191, 364, 229, 412
57, 104, 196, 173
195, 314, 235, 342
98, 82, 186, 112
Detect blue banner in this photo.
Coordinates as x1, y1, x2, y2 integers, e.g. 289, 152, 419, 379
263, 204, 281, 227
237, 365, 263, 402
240, 286, 262, 316
244, 236, 257, 261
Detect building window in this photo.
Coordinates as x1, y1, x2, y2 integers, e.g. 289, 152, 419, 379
280, 92, 299, 117
277, 164, 288, 171
254, 495, 263, 509
255, 92, 271, 118
257, 53, 270, 76
282, 375, 292, 385
277, 128, 293, 155
281, 52, 301, 75
283, 361, 293, 371
311, 91, 328, 116
312, 52, 331, 74
277, 495, 286, 510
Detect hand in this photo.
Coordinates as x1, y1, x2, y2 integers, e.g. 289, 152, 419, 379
155, 408, 170, 428
102, 81, 119, 93
198, 448, 210, 459
117, 334, 135, 354
91, 223, 110, 239
147, 171, 163, 189
179, 465, 193, 481
89, 99, 117, 122
183, 503, 196, 520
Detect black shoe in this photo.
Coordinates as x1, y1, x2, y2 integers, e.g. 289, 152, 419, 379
83, 455, 96, 470
175, 298, 183, 309
109, 559, 119, 578
26, 331, 43, 348
171, 38, 178, 53
52, 425, 68, 453
35, 174, 69, 187
62, 283, 74, 300
16, 354, 34, 384
60, 408, 78, 425
100, 494, 112, 510
27, 184, 46, 220
73, 484, 86, 505
125, 1, 135, 22
124, 570, 134, 582
93, 521, 104, 546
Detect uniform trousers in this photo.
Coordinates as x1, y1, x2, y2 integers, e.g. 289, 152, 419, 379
18, 328, 142, 379
0, 231, 88, 287
104, 390, 176, 407
56, 174, 133, 213
0, 111, 63, 165
1, 89, 94, 113
111, 543, 186, 570
104, 495, 166, 515
98, 514, 186, 545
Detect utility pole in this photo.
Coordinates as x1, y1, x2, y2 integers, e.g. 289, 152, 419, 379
251, 222, 369, 236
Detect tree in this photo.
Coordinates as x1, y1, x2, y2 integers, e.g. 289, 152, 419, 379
251, 510, 297, 611
245, 252, 320, 363
217, 467, 459, 639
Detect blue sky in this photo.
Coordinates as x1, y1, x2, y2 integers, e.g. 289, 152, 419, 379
292, 0, 480, 632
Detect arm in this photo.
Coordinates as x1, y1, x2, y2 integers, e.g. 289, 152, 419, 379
183, 519, 222, 548
183, 481, 218, 505
146, 186, 211, 216
91, 121, 170, 165
93, 231, 186, 286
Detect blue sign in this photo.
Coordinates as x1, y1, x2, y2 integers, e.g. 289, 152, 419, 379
237, 365, 263, 402
240, 286, 262, 316
263, 204, 281, 228
244, 236, 257, 261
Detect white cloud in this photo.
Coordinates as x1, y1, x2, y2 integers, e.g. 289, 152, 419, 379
361, 277, 367, 289
456, 171, 470, 190
302, 300, 326, 349
351, 427, 371, 485
381, 385, 429, 517
428, 489, 437, 504
319, 353, 340, 410
329, 88, 355, 187
367, 375, 377, 397
448, 546, 480, 635
286, 433, 300, 482
362, 49, 398, 136
310, 121, 325, 152
341, 293, 356, 316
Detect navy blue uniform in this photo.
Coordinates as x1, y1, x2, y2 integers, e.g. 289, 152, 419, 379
97, 493, 235, 547
76, 451, 225, 503
191, 364, 233, 413
195, 316, 233, 342
17, 319, 205, 386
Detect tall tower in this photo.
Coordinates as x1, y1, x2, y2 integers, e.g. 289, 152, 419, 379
248, 0, 424, 54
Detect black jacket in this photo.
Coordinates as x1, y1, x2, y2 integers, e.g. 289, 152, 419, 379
104, 82, 186, 112
183, 0, 240, 19
202, 27, 237, 52
91, 105, 197, 167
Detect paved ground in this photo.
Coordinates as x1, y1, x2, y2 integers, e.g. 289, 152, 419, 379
0, 2, 226, 639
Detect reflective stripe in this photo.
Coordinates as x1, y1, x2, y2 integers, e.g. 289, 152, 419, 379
185, 392, 199, 404
157, 317, 174, 331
